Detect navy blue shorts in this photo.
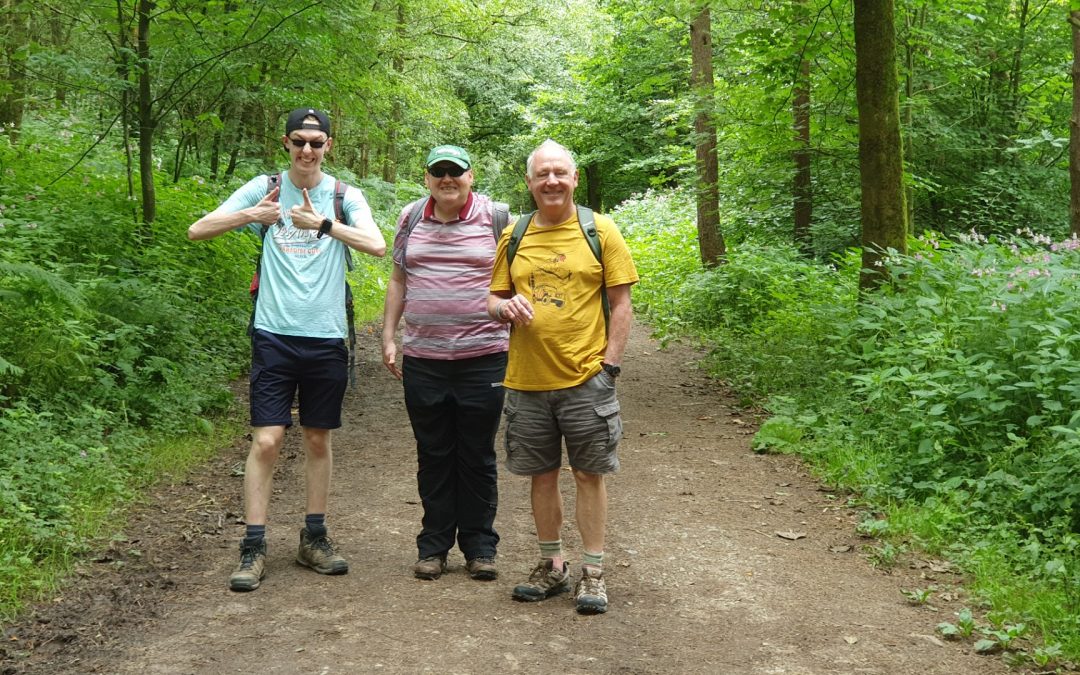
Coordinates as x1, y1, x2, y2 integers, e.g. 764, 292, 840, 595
249, 329, 348, 429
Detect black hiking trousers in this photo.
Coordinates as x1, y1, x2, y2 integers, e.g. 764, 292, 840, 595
402, 352, 506, 561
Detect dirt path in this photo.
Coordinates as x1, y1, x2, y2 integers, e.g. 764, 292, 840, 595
2, 321, 1007, 674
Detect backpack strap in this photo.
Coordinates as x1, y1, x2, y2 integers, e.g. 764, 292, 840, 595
333, 179, 358, 388
576, 205, 609, 333
334, 180, 355, 273
505, 211, 533, 271
491, 201, 510, 243
397, 197, 431, 270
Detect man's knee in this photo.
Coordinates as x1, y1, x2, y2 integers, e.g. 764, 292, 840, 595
303, 428, 332, 459
571, 467, 604, 489
249, 427, 284, 464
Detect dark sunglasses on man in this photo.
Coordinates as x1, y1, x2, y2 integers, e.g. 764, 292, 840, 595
289, 138, 327, 149
428, 165, 467, 178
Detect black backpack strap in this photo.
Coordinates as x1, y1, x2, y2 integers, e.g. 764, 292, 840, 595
506, 211, 533, 270
333, 179, 358, 388
334, 180, 355, 273
575, 205, 609, 334
398, 197, 430, 270
505, 211, 534, 297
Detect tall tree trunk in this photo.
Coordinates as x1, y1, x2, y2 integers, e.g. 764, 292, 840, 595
49, 12, 68, 106
383, 1, 405, 183
136, 0, 156, 227
1007, 0, 1030, 135
690, 6, 725, 267
584, 163, 602, 212
116, 0, 136, 209
902, 3, 918, 230
0, 0, 29, 142
792, 0, 812, 256
1070, 10, 1080, 236
854, 0, 907, 290
173, 131, 187, 184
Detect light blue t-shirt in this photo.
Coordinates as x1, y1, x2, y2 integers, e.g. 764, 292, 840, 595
220, 172, 377, 339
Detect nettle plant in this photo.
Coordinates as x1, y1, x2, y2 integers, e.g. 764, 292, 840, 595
841, 229, 1080, 534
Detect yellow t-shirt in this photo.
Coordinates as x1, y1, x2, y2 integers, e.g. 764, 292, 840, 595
490, 211, 639, 391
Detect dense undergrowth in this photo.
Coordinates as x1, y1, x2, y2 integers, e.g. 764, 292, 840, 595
0, 120, 395, 619
617, 189, 1080, 667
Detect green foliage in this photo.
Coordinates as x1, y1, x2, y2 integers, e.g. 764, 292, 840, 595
751, 416, 803, 454
0, 118, 259, 616
624, 187, 1080, 659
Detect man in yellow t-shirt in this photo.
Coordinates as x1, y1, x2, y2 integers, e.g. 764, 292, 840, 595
487, 139, 639, 615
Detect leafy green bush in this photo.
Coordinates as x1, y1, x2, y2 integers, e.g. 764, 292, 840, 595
619, 187, 1080, 658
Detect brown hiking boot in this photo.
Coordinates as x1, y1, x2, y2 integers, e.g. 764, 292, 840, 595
229, 540, 266, 592
296, 528, 349, 575
574, 566, 608, 614
465, 556, 498, 581
413, 555, 447, 580
511, 559, 571, 601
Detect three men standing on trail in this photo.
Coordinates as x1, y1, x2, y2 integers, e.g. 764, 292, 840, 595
190, 124, 639, 614
488, 139, 639, 614
188, 108, 386, 592
382, 145, 508, 582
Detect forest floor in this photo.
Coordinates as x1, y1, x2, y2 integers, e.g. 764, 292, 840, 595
1, 321, 1012, 674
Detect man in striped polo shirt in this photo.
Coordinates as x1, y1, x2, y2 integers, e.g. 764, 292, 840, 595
382, 145, 509, 581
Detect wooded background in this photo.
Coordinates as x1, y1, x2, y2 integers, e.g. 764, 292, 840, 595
5, 0, 1080, 665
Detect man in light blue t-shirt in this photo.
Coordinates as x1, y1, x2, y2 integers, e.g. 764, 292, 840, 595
189, 107, 386, 592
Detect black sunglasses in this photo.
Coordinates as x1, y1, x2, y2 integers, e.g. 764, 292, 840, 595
428, 165, 467, 178
289, 138, 327, 149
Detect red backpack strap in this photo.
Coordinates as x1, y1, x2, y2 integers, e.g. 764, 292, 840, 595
334, 180, 346, 223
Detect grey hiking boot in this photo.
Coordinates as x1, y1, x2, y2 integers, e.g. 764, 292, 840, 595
465, 556, 498, 581
413, 555, 447, 580
574, 566, 608, 614
229, 540, 266, 592
512, 559, 571, 601
296, 528, 349, 575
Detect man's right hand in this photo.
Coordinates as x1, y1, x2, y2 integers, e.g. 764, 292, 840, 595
497, 293, 535, 327
247, 187, 281, 225
382, 338, 402, 380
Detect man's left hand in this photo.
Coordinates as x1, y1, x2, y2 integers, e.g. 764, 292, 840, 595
289, 188, 324, 230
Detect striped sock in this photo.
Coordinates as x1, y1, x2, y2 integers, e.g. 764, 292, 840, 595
582, 550, 604, 573
539, 540, 564, 570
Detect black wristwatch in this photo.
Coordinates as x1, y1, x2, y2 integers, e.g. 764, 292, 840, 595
317, 217, 334, 238
601, 362, 621, 379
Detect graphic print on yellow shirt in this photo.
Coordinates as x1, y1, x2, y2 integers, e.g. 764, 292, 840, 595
490, 212, 639, 391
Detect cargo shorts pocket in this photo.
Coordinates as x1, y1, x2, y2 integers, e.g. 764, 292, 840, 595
594, 400, 622, 447
503, 403, 519, 451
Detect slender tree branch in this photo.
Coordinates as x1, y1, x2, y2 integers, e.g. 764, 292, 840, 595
48, 112, 123, 186
150, 2, 321, 125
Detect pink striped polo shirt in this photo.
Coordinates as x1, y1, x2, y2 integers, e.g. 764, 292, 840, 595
392, 192, 509, 360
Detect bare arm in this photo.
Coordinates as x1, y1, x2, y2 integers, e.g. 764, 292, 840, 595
188, 187, 280, 241
381, 264, 406, 379
602, 283, 633, 366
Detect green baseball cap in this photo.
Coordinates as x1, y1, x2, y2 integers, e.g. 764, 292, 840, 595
426, 145, 471, 169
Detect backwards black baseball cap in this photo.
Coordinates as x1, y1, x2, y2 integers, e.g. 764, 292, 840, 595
285, 108, 331, 136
